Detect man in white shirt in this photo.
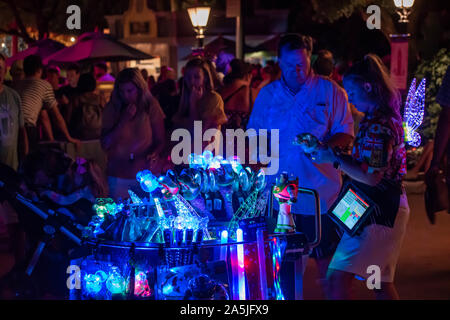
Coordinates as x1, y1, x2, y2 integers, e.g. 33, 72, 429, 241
247, 34, 354, 296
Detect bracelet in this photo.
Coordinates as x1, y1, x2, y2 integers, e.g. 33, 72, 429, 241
332, 149, 341, 169
333, 159, 341, 169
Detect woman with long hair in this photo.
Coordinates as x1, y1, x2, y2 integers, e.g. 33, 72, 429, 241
172, 58, 227, 155
313, 54, 409, 299
101, 68, 166, 200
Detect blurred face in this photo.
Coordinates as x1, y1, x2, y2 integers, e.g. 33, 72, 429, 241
94, 66, 106, 79
119, 82, 139, 105
185, 67, 205, 90
343, 77, 374, 114
279, 48, 311, 87
67, 70, 80, 88
47, 72, 59, 88
0, 59, 5, 86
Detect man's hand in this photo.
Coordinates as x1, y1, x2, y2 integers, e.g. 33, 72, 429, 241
311, 145, 336, 164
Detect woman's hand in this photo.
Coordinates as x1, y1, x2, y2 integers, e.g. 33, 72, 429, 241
146, 151, 159, 165
122, 103, 137, 122
189, 86, 203, 116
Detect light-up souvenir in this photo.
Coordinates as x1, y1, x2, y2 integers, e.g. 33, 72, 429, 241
136, 170, 159, 193
84, 273, 103, 294
106, 266, 126, 294
273, 172, 299, 233
253, 168, 266, 192
178, 169, 201, 200
293, 133, 321, 154
158, 170, 180, 201
93, 198, 117, 219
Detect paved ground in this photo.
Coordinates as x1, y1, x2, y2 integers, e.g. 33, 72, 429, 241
302, 185, 450, 300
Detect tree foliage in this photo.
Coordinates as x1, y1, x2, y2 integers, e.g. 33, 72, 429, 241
414, 48, 450, 140
309, 0, 397, 23
0, 0, 128, 43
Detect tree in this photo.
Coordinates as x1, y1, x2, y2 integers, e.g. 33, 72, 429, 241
0, 0, 129, 44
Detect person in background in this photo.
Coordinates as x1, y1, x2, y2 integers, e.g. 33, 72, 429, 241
40, 66, 62, 142
425, 65, 450, 223
219, 59, 252, 130
205, 58, 223, 91
7, 60, 25, 88
151, 76, 178, 133
148, 75, 156, 91
94, 62, 115, 82
45, 66, 61, 92
13, 55, 80, 151
0, 53, 28, 171
101, 68, 166, 200
57, 63, 81, 104
313, 50, 335, 79
247, 34, 354, 298
314, 54, 409, 300
66, 73, 106, 140
172, 58, 227, 154
141, 69, 149, 83
314, 50, 365, 135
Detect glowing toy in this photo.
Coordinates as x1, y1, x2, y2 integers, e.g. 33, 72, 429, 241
106, 266, 126, 294
128, 190, 143, 204
93, 198, 118, 219
273, 173, 298, 233
403, 78, 426, 147
136, 170, 159, 193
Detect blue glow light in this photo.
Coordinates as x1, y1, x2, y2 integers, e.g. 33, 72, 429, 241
106, 267, 126, 294
136, 170, 159, 193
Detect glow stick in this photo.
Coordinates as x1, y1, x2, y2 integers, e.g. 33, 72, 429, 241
236, 228, 246, 300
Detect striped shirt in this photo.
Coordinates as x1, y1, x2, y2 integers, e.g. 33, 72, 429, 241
13, 78, 57, 126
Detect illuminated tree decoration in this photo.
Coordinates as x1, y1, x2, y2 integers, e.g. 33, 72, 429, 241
403, 78, 426, 147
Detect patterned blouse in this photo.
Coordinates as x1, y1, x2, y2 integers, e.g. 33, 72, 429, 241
352, 111, 407, 184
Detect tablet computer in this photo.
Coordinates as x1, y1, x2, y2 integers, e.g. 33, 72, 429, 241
328, 183, 376, 236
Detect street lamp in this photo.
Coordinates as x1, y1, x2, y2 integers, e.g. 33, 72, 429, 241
393, 0, 415, 23
187, 6, 211, 48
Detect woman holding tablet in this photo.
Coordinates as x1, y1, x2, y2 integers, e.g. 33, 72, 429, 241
312, 54, 409, 299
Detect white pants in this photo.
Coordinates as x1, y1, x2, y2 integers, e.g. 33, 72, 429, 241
328, 193, 410, 283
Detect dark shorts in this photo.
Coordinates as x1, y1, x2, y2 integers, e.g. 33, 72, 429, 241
294, 213, 342, 260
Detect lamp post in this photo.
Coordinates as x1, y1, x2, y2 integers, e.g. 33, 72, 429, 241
393, 0, 415, 23
390, 0, 415, 91
187, 6, 211, 49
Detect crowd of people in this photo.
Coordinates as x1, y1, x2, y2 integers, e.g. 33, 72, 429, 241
0, 32, 449, 300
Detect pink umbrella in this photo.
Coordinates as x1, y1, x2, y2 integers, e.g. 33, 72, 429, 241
43, 32, 154, 65
6, 39, 66, 67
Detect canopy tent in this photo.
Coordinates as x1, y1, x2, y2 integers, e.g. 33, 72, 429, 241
182, 35, 255, 60
252, 34, 281, 54
6, 39, 66, 67
43, 32, 154, 65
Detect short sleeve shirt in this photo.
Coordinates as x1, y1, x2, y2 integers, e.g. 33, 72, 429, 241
13, 79, 57, 126
0, 86, 23, 170
352, 112, 407, 184
247, 74, 354, 214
